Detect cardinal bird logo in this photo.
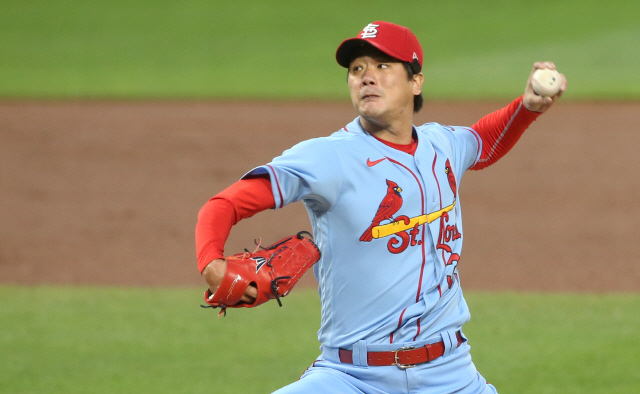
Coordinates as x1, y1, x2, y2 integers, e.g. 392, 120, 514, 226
360, 179, 403, 242
445, 159, 457, 198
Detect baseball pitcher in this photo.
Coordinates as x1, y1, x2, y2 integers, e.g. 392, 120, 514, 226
196, 21, 567, 394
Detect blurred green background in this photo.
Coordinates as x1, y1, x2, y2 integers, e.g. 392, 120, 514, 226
2, 2, 639, 393
1, 0, 639, 99
2, 287, 639, 394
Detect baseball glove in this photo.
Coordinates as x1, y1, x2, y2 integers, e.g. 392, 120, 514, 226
202, 231, 320, 316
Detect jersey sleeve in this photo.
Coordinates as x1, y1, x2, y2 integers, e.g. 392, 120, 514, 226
432, 125, 482, 175
242, 138, 343, 212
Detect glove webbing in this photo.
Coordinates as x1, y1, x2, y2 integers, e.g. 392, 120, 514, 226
200, 231, 312, 316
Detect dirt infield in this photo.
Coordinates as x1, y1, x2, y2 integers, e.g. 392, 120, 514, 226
1, 100, 638, 291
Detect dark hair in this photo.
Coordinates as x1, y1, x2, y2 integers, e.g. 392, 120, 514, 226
403, 62, 423, 113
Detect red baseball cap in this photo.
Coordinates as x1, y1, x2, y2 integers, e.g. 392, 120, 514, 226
336, 21, 423, 73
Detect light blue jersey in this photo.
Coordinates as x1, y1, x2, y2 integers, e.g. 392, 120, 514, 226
244, 117, 482, 349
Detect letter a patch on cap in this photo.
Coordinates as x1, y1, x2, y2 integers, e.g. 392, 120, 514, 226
361, 23, 379, 39
413, 52, 418, 60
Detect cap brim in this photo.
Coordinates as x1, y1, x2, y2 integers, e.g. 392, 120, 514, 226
336, 39, 409, 69
336, 39, 369, 68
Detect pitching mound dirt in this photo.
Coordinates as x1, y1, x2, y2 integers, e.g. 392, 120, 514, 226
1, 100, 638, 291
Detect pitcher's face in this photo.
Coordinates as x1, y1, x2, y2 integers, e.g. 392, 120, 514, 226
348, 53, 421, 127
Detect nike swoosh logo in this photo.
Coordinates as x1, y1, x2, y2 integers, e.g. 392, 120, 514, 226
367, 157, 386, 167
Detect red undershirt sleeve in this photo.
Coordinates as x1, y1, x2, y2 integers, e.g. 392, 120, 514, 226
195, 98, 538, 271
469, 96, 542, 170
195, 176, 275, 273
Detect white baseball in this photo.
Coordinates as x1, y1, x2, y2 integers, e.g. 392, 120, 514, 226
531, 68, 562, 97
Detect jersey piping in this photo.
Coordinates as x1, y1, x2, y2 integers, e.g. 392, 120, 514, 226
267, 164, 284, 209
385, 156, 428, 343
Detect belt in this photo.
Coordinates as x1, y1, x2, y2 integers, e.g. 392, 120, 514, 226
339, 331, 464, 369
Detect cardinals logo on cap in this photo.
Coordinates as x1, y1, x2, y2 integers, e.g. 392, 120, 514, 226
336, 21, 423, 71
360, 23, 379, 39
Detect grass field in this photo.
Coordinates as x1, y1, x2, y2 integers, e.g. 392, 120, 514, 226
2, 2, 639, 394
1, 0, 639, 99
1, 286, 639, 394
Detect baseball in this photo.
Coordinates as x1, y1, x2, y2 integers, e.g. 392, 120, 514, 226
531, 68, 562, 97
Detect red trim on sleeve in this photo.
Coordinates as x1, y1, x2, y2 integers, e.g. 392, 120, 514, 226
470, 96, 541, 170
266, 164, 284, 208
463, 127, 482, 163
195, 177, 275, 273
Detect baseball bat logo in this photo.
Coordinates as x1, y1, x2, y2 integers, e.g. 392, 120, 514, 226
360, 161, 461, 259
